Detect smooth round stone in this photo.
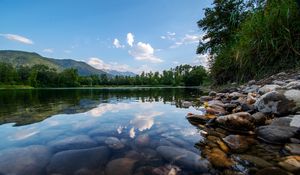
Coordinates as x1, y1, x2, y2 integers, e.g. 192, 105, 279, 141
48, 135, 97, 152
0, 145, 51, 175
278, 156, 300, 173
222, 135, 256, 153
156, 146, 210, 172
256, 125, 298, 144
105, 158, 137, 175
47, 146, 110, 175
105, 137, 124, 149
216, 112, 255, 132
135, 134, 150, 147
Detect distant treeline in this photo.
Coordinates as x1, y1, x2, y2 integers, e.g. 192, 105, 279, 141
0, 62, 208, 87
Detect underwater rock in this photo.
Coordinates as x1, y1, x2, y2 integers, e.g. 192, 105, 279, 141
0, 145, 51, 175
47, 146, 110, 175
105, 158, 137, 175
156, 146, 210, 172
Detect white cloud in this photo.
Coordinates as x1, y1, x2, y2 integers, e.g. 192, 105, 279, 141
43, 48, 53, 53
182, 34, 201, 44
193, 54, 210, 68
173, 61, 179, 65
88, 57, 131, 72
169, 34, 201, 49
0, 33, 33, 44
113, 38, 124, 48
161, 32, 176, 41
127, 33, 134, 47
128, 42, 163, 63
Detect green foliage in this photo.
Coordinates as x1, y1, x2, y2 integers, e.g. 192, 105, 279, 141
198, 0, 300, 84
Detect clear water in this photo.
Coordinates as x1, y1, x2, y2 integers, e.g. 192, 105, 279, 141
0, 88, 207, 175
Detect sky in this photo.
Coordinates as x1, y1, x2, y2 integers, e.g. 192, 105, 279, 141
0, 0, 212, 73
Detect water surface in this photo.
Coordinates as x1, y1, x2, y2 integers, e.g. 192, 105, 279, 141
0, 88, 207, 175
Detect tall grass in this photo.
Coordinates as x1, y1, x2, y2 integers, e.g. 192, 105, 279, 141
211, 0, 300, 84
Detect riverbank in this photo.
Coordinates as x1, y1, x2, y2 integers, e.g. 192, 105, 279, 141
186, 71, 300, 174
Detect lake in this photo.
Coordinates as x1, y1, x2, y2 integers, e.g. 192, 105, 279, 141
0, 88, 211, 175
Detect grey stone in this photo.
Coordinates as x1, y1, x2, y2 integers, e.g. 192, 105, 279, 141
48, 135, 97, 152
258, 84, 281, 94
0, 145, 51, 175
47, 146, 110, 175
156, 146, 210, 172
256, 125, 298, 144
254, 91, 296, 116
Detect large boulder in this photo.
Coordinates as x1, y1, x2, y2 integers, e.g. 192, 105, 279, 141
256, 125, 298, 144
0, 145, 51, 175
215, 112, 255, 132
48, 135, 97, 152
254, 91, 297, 116
47, 146, 110, 175
156, 146, 210, 172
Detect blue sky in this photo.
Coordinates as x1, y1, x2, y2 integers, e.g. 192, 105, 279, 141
0, 0, 211, 73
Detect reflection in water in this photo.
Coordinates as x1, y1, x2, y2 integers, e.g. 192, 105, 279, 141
0, 88, 203, 126
0, 88, 209, 175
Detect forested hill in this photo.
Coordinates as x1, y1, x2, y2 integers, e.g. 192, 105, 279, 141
0, 50, 134, 76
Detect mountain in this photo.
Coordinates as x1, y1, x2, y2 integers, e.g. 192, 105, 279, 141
0, 50, 135, 76
105, 70, 136, 77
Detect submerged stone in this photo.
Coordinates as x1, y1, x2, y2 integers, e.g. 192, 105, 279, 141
0, 145, 51, 175
48, 135, 97, 152
47, 146, 110, 175
222, 135, 256, 153
105, 158, 137, 175
156, 146, 210, 172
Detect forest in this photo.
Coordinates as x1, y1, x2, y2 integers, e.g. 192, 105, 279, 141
0, 62, 208, 87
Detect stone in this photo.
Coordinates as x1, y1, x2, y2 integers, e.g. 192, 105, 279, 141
206, 104, 226, 115
252, 112, 267, 125
152, 165, 181, 175
105, 158, 137, 175
0, 145, 51, 175
284, 89, 300, 112
284, 81, 300, 90
290, 115, 300, 127
200, 96, 213, 102
182, 101, 193, 108
216, 112, 255, 132
278, 156, 300, 173
258, 84, 281, 94
105, 137, 124, 149
47, 146, 110, 175
284, 143, 300, 155
237, 154, 272, 168
247, 93, 256, 105
229, 92, 245, 99
256, 125, 298, 144
273, 80, 286, 86
254, 91, 296, 116
248, 80, 256, 85
48, 135, 97, 152
156, 146, 210, 172
271, 116, 293, 127
186, 113, 213, 125
135, 134, 150, 147
209, 91, 217, 97
255, 167, 289, 175
243, 85, 259, 93
222, 135, 256, 153
206, 148, 234, 168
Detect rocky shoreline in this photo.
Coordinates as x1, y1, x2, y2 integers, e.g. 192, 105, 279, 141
187, 71, 300, 174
